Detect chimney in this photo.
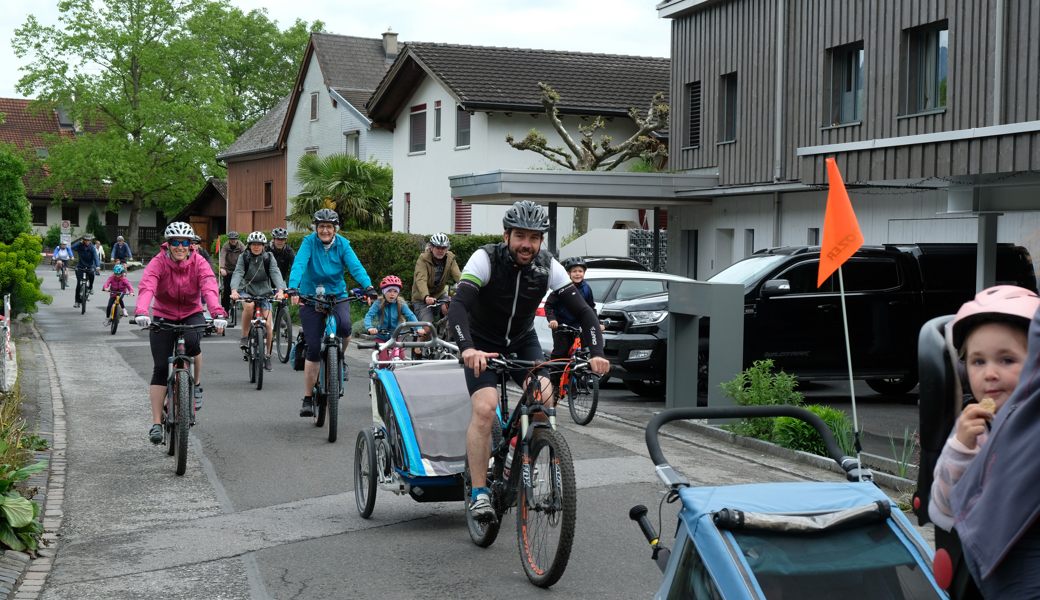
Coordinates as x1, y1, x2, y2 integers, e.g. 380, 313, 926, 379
382, 28, 398, 60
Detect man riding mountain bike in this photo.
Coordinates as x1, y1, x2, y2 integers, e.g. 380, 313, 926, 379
447, 200, 609, 520
218, 231, 246, 315
287, 209, 378, 418
71, 233, 101, 308
268, 227, 296, 283
412, 232, 460, 352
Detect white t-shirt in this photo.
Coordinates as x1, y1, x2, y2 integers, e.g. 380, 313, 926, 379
461, 249, 572, 291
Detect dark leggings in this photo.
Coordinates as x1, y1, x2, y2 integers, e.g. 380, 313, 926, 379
148, 313, 205, 386
299, 302, 352, 362
105, 296, 125, 316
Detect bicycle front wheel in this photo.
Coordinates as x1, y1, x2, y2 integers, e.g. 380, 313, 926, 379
325, 346, 339, 443
80, 284, 87, 314
568, 372, 599, 426
254, 331, 264, 390
173, 370, 191, 476
275, 307, 292, 363
110, 311, 119, 335
516, 428, 576, 588
60, 273, 66, 290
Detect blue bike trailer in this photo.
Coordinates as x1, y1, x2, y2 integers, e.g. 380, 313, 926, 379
636, 406, 947, 600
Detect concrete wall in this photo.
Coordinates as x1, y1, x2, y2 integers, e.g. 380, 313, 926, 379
668, 190, 1040, 280
286, 54, 347, 220
338, 103, 394, 166
390, 76, 642, 237
30, 202, 161, 237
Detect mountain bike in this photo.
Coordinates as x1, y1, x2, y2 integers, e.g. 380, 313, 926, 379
463, 355, 585, 588
138, 319, 216, 476
273, 298, 293, 364
107, 291, 133, 335
240, 294, 276, 390
294, 288, 366, 443
75, 267, 97, 315
57, 264, 68, 290
552, 324, 600, 426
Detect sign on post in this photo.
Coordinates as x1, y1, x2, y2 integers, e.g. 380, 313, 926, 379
60, 220, 71, 234
60, 234, 72, 246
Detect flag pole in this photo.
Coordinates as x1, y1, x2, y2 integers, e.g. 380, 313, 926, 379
836, 265, 863, 481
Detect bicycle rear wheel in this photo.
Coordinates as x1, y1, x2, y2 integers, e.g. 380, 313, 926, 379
173, 370, 191, 476
275, 307, 292, 363
464, 458, 501, 548
228, 303, 237, 328
165, 396, 175, 456
313, 356, 326, 428
516, 428, 576, 588
110, 307, 120, 335
325, 346, 339, 443
354, 428, 377, 518
59, 272, 66, 290
568, 372, 599, 426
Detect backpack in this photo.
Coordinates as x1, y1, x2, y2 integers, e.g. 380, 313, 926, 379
241, 252, 276, 288
290, 330, 308, 371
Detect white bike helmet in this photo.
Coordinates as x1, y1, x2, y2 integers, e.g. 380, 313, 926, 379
429, 233, 450, 248
247, 231, 267, 245
164, 222, 195, 239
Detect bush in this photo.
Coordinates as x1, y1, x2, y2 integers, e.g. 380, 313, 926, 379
0, 234, 52, 316
212, 230, 500, 294
0, 144, 31, 245
0, 389, 48, 553
720, 359, 802, 440
42, 224, 62, 249
773, 404, 856, 458
85, 206, 110, 246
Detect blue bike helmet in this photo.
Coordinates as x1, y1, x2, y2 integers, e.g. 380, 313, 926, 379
113, 264, 126, 275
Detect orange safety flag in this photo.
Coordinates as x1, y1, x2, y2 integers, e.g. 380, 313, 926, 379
215, 235, 220, 255
818, 158, 864, 288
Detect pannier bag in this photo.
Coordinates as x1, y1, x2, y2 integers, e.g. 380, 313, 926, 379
290, 331, 308, 371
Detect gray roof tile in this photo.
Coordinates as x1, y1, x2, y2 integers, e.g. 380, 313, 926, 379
217, 93, 291, 160
332, 88, 377, 117
311, 33, 393, 91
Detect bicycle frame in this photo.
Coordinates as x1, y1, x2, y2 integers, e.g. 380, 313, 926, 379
167, 335, 196, 424
109, 292, 126, 320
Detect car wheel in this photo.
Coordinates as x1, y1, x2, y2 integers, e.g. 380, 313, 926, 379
623, 378, 665, 398
866, 374, 919, 397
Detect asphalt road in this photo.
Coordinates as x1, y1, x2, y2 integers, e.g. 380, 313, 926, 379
28, 264, 926, 599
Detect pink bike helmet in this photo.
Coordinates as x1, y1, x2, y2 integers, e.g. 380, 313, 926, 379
951, 285, 1040, 350
380, 275, 403, 292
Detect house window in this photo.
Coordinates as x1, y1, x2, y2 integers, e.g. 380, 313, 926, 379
310, 93, 318, 120
454, 198, 472, 234
744, 229, 755, 257
434, 101, 442, 139
686, 81, 701, 148
62, 205, 78, 226
263, 181, 272, 209
31, 205, 47, 226
456, 106, 471, 148
410, 104, 427, 153
405, 193, 411, 233
904, 23, 948, 113
808, 227, 820, 245
830, 44, 864, 124
345, 133, 359, 158
718, 72, 738, 142
305, 147, 318, 155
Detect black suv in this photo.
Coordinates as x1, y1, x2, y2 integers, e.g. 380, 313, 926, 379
601, 243, 1037, 399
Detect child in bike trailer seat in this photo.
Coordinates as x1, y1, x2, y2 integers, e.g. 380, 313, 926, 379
102, 264, 134, 326
365, 275, 419, 362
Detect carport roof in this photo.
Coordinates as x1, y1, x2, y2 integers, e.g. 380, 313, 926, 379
448, 170, 718, 208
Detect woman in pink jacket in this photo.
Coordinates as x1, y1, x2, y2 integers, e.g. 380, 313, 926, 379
134, 223, 227, 444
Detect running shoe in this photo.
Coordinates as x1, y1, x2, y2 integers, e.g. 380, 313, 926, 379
300, 398, 314, 417
148, 424, 163, 444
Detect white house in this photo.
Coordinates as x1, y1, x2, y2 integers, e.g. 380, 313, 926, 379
283, 31, 398, 221
366, 43, 670, 237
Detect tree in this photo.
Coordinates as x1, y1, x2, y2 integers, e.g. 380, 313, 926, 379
287, 154, 393, 231
188, 6, 324, 138
85, 206, 110, 246
13, 0, 234, 252
0, 143, 32, 245
506, 83, 669, 235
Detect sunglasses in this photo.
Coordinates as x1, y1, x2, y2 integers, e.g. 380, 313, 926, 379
168, 239, 192, 247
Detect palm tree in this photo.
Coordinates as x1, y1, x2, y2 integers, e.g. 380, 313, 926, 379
287, 153, 392, 230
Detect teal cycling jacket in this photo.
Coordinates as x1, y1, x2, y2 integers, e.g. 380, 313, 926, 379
287, 233, 372, 297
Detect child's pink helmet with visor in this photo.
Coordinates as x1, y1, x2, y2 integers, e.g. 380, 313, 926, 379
951, 285, 1040, 351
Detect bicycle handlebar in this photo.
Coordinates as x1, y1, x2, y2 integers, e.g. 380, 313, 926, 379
644, 406, 872, 488
238, 294, 279, 303
134, 320, 216, 333
554, 324, 582, 334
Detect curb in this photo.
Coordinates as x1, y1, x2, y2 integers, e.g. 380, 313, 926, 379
4, 326, 65, 599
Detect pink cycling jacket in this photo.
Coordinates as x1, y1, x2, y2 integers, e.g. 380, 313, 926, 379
136, 243, 225, 321
104, 275, 134, 296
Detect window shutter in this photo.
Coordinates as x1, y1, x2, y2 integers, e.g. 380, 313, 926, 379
688, 81, 701, 147
456, 106, 471, 147
454, 198, 471, 234
410, 112, 427, 152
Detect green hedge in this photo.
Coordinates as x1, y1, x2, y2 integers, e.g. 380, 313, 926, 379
0, 234, 52, 317
211, 230, 501, 294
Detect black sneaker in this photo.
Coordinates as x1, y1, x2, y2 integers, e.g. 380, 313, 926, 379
264, 356, 273, 371
148, 424, 163, 444
239, 336, 249, 348
300, 398, 314, 417
194, 385, 203, 411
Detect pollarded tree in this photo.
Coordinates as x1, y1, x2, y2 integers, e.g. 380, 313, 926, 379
506, 83, 669, 234
13, 0, 234, 252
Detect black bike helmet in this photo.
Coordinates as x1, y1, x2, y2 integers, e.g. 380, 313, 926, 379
313, 209, 340, 226
227, 231, 240, 240
272, 227, 289, 239
502, 200, 550, 233
561, 256, 587, 271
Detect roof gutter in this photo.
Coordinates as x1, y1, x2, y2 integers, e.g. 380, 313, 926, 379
215, 144, 278, 162
329, 88, 373, 128
461, 101, 636, 118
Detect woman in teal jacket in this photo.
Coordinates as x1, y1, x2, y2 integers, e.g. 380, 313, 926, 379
287, 209, 377, 417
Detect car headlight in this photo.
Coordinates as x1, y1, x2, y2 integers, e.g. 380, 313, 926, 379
628, 310, 668, 325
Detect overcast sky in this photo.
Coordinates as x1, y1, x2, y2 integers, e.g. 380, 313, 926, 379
2, 0, 671, 100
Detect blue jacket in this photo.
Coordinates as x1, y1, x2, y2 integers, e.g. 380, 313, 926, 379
110, 242, 133, 261
545, 280, 595, 328
365, 298, 418, 339
71, 241, 100, 270
287, 233, 372, 298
